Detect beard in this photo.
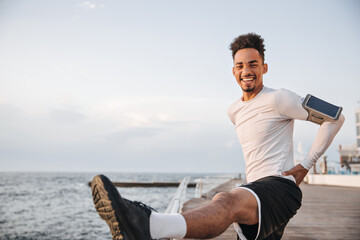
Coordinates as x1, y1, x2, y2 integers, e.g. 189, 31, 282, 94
240, 75, 257, 93
241, 86, 256, 92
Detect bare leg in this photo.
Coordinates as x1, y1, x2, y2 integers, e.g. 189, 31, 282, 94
182, 188, 258, 239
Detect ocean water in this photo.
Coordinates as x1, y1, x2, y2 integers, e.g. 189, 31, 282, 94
0, 172, 215, 240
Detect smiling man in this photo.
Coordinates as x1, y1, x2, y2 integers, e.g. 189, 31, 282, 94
91, 33, 345, 240
233, 48, 267, 98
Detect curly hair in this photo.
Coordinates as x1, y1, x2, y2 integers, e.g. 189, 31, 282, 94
230, 33, 266, 63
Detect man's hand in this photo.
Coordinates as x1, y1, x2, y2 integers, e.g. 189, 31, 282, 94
282, 164, 309, 186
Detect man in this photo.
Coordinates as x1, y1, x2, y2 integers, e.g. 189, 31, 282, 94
91, 33, 344, 240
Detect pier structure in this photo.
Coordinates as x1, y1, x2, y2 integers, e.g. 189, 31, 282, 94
337, 105, 360, 173
87, 180, 196, 188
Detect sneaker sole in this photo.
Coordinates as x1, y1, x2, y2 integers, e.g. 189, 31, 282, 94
91, 175, 136, 240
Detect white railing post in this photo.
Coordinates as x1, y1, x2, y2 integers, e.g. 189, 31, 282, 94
194, 178, 203, 198
165, 177, 190, 214
161, 177, 190, 240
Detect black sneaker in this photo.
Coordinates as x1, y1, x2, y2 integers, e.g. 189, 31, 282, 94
91, 174, 156, 240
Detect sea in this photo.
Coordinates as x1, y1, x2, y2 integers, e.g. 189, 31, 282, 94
0, 172, 224, 240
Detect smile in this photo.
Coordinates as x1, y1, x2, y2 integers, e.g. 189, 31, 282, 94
241, 76, 256, 82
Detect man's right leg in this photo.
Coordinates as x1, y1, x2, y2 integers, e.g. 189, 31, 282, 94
92, 175, 258, 239
149, 188, 259, 239
181, 188, 258, 239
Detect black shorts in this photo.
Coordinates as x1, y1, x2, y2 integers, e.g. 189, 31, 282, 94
234, 176, 302, 240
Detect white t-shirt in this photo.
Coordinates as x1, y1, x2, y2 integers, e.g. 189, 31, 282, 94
228, 86, 344, 183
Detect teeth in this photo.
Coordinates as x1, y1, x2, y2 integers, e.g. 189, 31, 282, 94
242, 78, 254, 81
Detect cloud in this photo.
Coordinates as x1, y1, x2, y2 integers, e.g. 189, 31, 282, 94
78, 1, 97, 9
49, 109, 87, 124
0, 97, 243, 172
0, 104, 25, 122
107, 126, 165, 146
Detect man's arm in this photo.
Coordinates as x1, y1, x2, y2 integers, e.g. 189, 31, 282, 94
275, 89, 345, 185
301, 114, 345, 168
282, 115, 345, 185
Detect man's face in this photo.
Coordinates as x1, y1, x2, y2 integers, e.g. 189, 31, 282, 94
232, 48, 268, 98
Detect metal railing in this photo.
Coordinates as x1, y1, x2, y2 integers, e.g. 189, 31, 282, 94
194, 178, 203, 198
165, 177, 190, 214
160, 177, 191, 240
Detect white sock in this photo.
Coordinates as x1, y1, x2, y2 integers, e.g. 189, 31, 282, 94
149, 211, 187, 239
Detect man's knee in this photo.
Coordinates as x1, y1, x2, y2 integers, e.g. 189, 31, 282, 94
212, 191, 231, 204
211, 192, 236, 222
212, 189, 258, 224
211, 191, 240, 212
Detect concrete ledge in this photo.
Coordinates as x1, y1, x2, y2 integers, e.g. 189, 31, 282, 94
305, 174, 360, 187
87, 181, 196, 188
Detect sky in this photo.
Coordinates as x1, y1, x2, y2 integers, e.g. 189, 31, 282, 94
0, 0, 359, 173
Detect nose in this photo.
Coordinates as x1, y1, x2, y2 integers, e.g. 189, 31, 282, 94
242, 65, 251, 75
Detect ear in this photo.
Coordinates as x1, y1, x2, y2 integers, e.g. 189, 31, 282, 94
263, 63, 268, 74
232, 66, 235, 76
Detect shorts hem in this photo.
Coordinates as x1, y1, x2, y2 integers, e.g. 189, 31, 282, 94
233, 187, 261, 240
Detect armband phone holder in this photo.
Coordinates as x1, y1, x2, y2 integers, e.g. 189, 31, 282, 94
302, 94, 342, 124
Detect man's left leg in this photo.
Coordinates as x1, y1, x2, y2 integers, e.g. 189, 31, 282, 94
91, 174, 154, 239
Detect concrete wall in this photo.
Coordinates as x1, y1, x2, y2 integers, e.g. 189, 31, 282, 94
304, 174, 360, 187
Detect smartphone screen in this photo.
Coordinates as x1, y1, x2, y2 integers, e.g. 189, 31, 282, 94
306, 95, 340, 118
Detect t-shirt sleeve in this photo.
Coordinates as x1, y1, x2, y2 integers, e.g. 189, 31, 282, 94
301, 114, 345, 169
275, 89, 345, 170
274, 89, 308, 120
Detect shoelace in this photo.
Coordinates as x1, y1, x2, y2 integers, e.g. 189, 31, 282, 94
124, 199, 158, 215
